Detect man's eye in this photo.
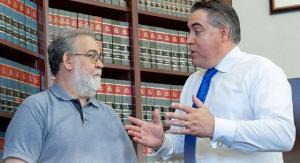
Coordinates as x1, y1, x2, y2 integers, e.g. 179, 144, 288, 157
195, 31, 202, 35
88, 53, 97, 57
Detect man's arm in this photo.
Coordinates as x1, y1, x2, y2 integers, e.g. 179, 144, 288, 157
3, 97, 45, 162
211, 63, 296, 152
4, 157, 27, 163
165, 60, 296, 152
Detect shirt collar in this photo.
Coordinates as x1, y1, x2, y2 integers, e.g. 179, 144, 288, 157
49, 84, 100, 108
49, 84, 73, 101
89, 97, 101, 108
215, 46, 241, 73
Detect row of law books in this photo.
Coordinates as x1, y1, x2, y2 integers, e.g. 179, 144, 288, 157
138, 0, 199, 18
0, 57, 40, 114
144, 146, 183, 163
48, 8, 130, 66
96, 78, 133, 124
0, 0, 38, 52
91, 0, 127, 6
139, 24, 198, 73
96, 79, 183, 125
48, 8, 200, 73
140, 82, 182, 125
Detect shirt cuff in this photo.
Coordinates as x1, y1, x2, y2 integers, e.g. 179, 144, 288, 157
153, 134, 173, 160
211, 117, 237, 148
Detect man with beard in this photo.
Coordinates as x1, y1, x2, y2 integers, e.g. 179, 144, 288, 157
2, 29, 137, 163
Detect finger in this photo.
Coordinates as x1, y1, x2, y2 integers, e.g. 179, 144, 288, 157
165, 113, 171, 121
165, 119, 186, 127
127, 130, 142, 138
171, 103, 194, 113
153, 109, 161, 125
166, 112, 188, 121
127, 116, 145, 126
132, 137, 143, 144
192, 95, 206, 109
125, 125, 141, 133
168, 128, 190, 135
133, 137, 150, 146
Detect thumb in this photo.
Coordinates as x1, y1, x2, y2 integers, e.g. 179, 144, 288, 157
192, 95, 206, 109
153, 109, 162, 125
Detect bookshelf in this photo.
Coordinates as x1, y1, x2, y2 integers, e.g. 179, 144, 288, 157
0, 0, 47, 160
1, 0, 265, 163
0, 39, 40, 58
0, 0, 48, 116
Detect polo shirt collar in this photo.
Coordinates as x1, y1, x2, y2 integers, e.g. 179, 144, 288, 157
49, 84, 100, 108
49, 84, 73, 101
89, 97, 101, 108
215, 46, 241, 73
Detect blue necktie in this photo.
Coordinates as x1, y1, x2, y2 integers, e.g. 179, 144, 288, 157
184, 68, 218, 163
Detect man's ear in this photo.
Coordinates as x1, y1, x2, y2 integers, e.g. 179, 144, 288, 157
62, 53, 73, 71
220, 25, 230, 42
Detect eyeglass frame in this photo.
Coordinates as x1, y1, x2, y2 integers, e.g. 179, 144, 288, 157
67, 50, 103, 64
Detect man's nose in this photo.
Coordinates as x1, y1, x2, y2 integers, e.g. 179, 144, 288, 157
95, 59, 104, 69
187, 33, 194, 44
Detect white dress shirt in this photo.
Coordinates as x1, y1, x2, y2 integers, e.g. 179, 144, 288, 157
155, 46, 295, 163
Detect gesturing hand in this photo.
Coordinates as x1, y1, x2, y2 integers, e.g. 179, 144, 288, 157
125, 109, 165, 150
166, 95, 215, 138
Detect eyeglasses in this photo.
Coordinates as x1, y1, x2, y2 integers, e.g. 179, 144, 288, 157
71, 52, 103, 64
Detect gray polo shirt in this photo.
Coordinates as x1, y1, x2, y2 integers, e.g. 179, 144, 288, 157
2, 84, 137, 163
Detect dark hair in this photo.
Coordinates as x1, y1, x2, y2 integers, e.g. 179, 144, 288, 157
47, 28, 95, 76
191, 0, 241, 44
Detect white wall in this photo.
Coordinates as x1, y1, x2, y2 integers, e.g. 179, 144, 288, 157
233, 0, 300, 78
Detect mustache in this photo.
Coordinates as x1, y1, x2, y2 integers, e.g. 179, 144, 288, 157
93, 69, 102, 76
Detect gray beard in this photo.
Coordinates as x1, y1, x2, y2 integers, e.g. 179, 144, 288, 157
72, 63, 101, 98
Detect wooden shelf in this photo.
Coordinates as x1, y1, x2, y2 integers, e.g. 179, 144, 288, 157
0, 112, 13, 119
102, 64, 132, 80
70, 0, 128, 11
104, 63, 131, 70
49, 0, 128, 21
0, 40, 43, 69
0, 40, 40, 59
138, 10, 188, 31
141, 67, 190, 76
141, 68, 190, 85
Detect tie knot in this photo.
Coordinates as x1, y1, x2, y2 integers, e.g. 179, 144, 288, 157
204, 68, 218, 80
207, 67, 217, 73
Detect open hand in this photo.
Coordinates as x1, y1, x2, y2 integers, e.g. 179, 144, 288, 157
166, 95, 215, 138
125, 109, 165, 149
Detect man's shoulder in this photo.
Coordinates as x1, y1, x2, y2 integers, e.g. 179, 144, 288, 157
91, 99, 125, 127
92, 99, 111, 109
237, 51, 287, 82
92, 99, 118, 115
9, 89, 52, 125
187, 69, 204, 81
22, 89, 51, 105
17, 89, 54, 116
241, 51, 275, 66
